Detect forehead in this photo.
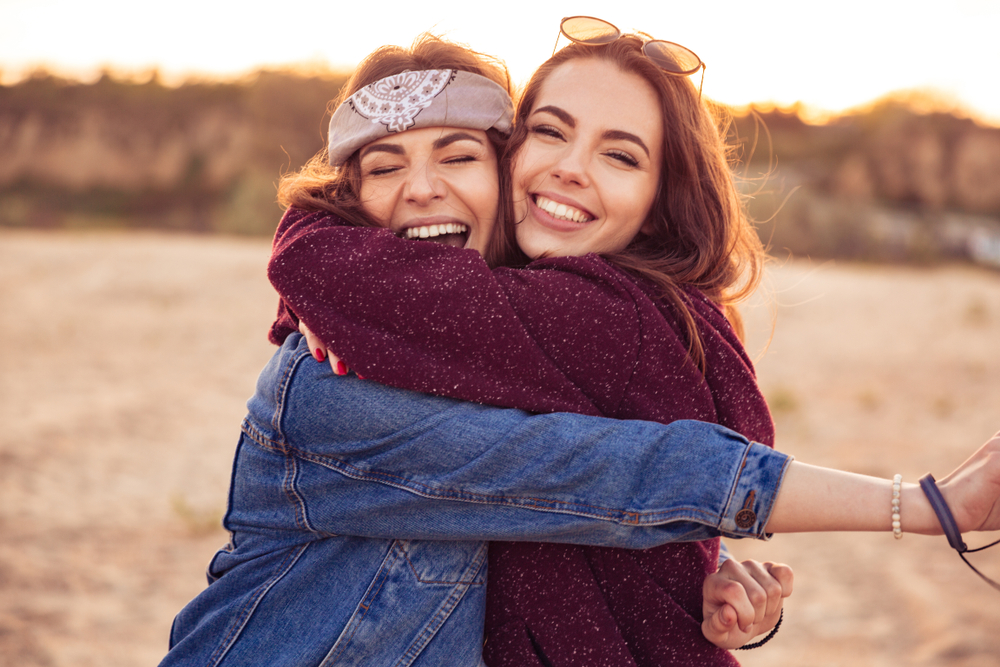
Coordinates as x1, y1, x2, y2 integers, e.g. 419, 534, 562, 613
359, 126, 491, 156
532, 59, 663, 137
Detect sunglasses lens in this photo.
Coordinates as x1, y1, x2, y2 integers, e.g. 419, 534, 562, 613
643, 40, 702, 75
561, 16, 619, 44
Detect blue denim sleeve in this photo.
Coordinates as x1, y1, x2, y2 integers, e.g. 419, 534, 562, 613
244, 336, 792, 548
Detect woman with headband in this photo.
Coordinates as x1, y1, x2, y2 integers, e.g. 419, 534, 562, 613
271, 20, 1000, 667
161, 34, 797, 667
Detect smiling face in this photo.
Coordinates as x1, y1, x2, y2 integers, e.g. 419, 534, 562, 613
358, 126, 499, 254
512, 59, 664, 259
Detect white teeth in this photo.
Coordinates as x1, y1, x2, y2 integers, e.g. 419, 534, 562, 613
535, 196, 590, 223
404, 223, 469, 239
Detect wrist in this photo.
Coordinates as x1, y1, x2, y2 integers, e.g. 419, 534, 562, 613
900, 482, 941, 536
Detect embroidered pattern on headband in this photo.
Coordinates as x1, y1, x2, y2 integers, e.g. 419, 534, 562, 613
349, 70, 457, 133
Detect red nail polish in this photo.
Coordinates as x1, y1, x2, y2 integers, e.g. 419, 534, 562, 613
336, 361, 348, 376
315, 349, 325, 362
356, 374, 365, 380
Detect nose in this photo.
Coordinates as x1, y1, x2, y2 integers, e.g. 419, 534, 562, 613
550, 144, 590, 188
404, 159, 447, 205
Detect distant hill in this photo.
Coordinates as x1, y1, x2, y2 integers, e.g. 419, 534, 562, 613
729, 101, 1000, 266
2, 71, 999, 266
0, 69, 349, 235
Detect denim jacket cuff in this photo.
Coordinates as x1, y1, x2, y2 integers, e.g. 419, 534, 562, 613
718, 442, 793, 540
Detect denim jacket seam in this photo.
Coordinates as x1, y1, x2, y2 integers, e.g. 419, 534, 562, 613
240, 418, 286, 453
292, 447, 719, 525
282, 451, 315, 533
720, 441, 753, 530
269, 345, 313, 441
396, 542, 488, 666
401, 544, 487, 586
322, 543, 405, 666
207, 543, 311, 667
756, 452, 793, 538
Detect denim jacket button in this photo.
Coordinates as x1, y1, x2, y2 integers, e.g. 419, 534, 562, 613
735, 508, 757, 529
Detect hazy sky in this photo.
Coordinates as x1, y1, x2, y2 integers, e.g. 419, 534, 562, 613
3, 0, 999, 124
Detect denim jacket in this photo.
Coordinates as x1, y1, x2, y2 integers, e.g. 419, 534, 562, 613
161, 335, 791, 666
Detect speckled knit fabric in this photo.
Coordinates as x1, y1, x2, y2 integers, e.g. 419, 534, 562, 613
268, 207, 775, 666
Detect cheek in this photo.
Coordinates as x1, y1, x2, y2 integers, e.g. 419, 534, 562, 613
511, 149, 538, 196
359, 182, 398, 225
460, 173, 499, 223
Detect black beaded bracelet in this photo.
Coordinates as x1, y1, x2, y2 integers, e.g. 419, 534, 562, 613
735, 609, 783, 650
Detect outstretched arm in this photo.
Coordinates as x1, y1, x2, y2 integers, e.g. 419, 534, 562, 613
767, 436, 1000, 535
241, 335, 790, 547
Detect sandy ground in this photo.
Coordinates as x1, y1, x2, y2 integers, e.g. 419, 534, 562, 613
0, 228, 998, 666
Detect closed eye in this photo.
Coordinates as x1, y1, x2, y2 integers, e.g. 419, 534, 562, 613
366, 165, 402, 176
605, 149, 639, 168
530, 124, 565, 141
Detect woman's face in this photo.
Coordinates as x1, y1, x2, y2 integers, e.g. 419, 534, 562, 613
358, 126, 499, 255
512, 59, 663, 259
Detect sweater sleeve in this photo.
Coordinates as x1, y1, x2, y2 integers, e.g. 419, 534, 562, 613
268, 208, 619, 416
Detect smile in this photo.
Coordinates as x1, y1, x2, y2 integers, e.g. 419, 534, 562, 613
534, 195, 592, 223
402, 222, 470, 248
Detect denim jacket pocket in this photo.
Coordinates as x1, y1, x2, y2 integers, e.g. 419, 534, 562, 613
321, 539, 487, 667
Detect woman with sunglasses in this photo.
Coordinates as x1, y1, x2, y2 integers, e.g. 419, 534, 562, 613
274, 18, 1000, 667
162, 33, 803, 667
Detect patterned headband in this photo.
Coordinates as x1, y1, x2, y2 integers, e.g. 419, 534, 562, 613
327, 69, 514, 167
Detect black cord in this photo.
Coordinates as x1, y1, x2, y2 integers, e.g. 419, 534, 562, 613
735, 609, 783, 650
920, 473, 1000, 593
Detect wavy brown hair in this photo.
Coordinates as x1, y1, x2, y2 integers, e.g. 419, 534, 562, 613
494, 36, 766, 371
277, 34, 513, 256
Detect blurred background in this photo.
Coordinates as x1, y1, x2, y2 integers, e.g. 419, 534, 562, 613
1, 1, 998, 665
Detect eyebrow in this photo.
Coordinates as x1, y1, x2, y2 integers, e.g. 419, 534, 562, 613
531, 105, 651, 158
359, 143, 404, 159
432, 131, 485, 150
359, 131, 485, 160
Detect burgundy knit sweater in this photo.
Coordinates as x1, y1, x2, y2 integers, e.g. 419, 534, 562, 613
268, 207, 775, 667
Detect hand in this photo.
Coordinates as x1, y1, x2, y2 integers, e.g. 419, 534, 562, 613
937, 430, 1000, 533
702, 558, 793, 650
298, 321, 349, 376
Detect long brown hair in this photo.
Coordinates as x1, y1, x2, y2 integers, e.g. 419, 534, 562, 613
278, 34, 512, 242
496, 36, 766, 371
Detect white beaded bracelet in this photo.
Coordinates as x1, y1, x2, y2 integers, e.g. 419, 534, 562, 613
892, 474, 903, 539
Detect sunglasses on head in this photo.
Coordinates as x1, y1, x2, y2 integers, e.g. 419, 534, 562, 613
554, 16, 707, 99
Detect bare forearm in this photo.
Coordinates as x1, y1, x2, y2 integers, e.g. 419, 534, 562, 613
765, 462, 941, 535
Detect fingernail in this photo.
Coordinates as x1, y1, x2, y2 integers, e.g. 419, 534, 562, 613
356, 373, 365, 380
315, 349, 325, 362
336, 361, 348, 376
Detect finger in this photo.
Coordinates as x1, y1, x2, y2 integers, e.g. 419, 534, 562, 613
717, 560, 768, 630
742, 560, 791, 622
298, 322, 328, 363
329, 352, 348, 376
702, 604, 738, 647
713, 560, 759, 631
765, 562, 795, 598
717, 578, 758, 633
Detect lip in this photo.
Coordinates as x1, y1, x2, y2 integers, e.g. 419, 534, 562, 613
400, 215, 470, 232
398, 216, 472, 248
527, 192, 596, 233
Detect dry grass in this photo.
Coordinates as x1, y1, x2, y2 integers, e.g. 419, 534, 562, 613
0, 229, 998, 666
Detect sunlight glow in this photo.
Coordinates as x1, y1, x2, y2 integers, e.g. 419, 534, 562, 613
2, 0, 998, 126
